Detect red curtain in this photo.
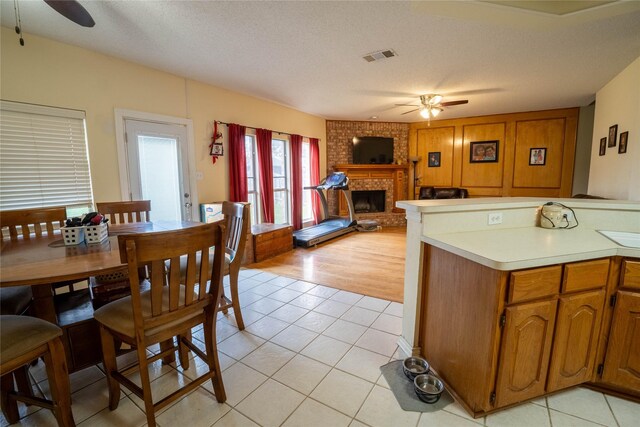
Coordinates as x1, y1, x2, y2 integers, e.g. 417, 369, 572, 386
256, 128, 274, 223
309, 138, 322, 224
290, 135, 303, 230
228, 124, 247, 202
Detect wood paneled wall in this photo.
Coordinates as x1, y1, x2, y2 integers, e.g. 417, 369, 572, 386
409, 108, 579, 198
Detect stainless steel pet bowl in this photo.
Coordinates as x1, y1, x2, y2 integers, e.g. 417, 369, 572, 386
414, 373, 445, 404
402, 356, 430, 380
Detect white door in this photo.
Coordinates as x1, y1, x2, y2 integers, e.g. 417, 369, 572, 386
124, 119, 192, 221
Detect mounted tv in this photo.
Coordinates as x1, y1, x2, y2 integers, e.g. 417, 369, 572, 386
352, 136, 394, 164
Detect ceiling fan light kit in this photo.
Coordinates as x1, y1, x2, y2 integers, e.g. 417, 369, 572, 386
398, 94, 468, 122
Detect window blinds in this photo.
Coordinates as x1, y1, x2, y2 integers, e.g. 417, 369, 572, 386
0, 101, 93, 212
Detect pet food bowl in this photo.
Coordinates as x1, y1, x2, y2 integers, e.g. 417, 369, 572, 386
414, 373, 445, 404
402, 356, 430, 380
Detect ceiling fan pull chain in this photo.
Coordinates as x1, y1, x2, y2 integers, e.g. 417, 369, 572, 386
13, 0, 25, 46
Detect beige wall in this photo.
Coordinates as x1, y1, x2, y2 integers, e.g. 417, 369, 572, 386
0, 27, 326, 207
588, 56, 640, 201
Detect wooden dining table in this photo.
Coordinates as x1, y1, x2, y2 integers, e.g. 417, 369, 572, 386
0, 220, 204, 371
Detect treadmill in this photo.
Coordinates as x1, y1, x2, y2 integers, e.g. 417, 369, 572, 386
293, 172, 356, 248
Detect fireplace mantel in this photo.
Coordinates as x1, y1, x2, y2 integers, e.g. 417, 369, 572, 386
333, 164, 409, 214
334, 164, 410, 172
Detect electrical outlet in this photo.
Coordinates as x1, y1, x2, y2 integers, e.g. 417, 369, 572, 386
488, 212, 503, 225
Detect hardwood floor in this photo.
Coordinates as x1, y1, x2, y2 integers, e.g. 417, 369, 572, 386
248, 227, 406, 302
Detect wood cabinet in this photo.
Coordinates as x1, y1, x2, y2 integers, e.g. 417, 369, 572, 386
418, 248, 633, 418
495, 299, 557, 407
600, 260, 640, 393
547, 289, 605, 391
601, 291, 640, 390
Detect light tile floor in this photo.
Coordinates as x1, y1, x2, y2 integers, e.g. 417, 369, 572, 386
3, 268, 639, 427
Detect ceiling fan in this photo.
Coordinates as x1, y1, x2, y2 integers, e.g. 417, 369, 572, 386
44, 0, 95, 27
13, 0, 94, 46
397, 94, 468, 120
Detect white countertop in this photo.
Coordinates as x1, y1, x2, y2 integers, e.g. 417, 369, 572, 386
423, 227, 640, 271
397, 197, 640, 213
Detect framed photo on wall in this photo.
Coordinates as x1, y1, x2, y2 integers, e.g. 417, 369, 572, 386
210, 143, 224, 156
608, 124, 618, 147
529, 148, 546, 165
619, 131, 628, 154
428, 152, 441, 167
470, 141, 498, 163
599, 137, 607, 156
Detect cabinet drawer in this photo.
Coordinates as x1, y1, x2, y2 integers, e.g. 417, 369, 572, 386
562, 259, 609, 293
620, 260, 640, 290
508, 265, 561, 304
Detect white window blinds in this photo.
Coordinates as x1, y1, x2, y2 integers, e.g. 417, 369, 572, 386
0, 100, 93, 212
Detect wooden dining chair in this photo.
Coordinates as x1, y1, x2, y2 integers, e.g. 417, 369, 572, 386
218, 202, 250, 330
90, 201, 151, 309
97, 200, 151, 224
93, 223, 227, 427
0, 206, 70, 401
1, 206, 83, 294
0, 315, 75, 426
0, 206, 67, 242
176, 202, 250, 329
0, 287, 35, 403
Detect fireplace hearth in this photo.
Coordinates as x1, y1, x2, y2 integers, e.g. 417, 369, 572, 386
352, 190, 385, 213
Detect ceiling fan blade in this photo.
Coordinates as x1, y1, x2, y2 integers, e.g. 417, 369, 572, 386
44, 0, 95, 27
401, 108, 419, 115
395, 104, 420, 107
440, 100, 469, 107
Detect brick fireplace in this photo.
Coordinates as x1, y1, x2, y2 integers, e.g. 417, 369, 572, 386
326, 121, 410, 226
352, 190, 385, 213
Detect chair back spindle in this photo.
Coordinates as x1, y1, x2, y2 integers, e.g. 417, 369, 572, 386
97, 200, 151, 224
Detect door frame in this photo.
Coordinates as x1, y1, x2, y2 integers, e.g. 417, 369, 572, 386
114, 108, 199, 220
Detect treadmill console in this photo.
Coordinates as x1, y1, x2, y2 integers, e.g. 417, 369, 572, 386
318, 172, 349, 190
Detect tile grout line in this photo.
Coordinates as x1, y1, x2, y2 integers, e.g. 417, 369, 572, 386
603, 393, 622, 427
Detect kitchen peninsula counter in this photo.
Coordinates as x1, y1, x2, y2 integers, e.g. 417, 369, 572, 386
396, 197, 640, 417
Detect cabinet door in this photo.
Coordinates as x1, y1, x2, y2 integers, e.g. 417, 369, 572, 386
495, 299, 557, 407
602, 291, 640, 390
547, 290, 605, 392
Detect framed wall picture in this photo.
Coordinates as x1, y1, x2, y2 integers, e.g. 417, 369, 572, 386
428, 151, 441, 167
608, 124, 618, 147
529, 148, 546, 165
210, 143, 224, 156
599, 137, 607, 156
469, 141, 499, 163
618, 131, 628, 154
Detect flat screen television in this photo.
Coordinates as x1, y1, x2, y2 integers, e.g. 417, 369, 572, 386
352, 136, 394, 164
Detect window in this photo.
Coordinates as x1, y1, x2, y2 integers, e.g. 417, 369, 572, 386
0, 101, 93, 217
244, 133, 312, 226
271, 138, 290, 224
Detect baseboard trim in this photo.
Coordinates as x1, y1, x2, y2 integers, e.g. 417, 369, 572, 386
397, 336, 420, 357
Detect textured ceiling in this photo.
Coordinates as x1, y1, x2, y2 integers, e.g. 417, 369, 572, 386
1, 1, 639, 122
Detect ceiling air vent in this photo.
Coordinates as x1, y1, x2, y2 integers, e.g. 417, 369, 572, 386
362, 49, 397, 63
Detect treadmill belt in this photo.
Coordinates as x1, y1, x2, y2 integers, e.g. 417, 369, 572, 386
293, 219, 355, 247
293, 222, 344, 240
